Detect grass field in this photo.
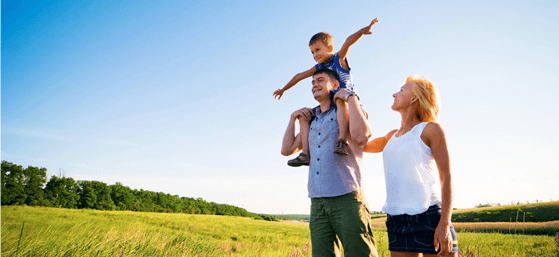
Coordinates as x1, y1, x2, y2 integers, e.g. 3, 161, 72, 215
452, 201, 559, 223
452, 220, 559, 236
1, 206, 313, 256
369, 216, 559, 236
2, 206, 558, 256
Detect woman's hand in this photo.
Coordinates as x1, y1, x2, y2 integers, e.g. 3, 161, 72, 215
434, 223, 453, 256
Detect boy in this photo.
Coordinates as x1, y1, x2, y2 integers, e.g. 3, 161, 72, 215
274, 18, 378, 167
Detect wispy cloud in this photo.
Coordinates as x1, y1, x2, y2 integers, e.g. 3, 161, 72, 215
97, 139, 138, 147
3, 126, 72, 142
3, 125, 138, 147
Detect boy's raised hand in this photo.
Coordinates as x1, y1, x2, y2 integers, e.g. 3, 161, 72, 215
362, 18, 378, 35
339, 17, 379, 65
273, 88, 285, 100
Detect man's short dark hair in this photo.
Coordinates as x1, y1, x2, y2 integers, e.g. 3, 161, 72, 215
313, 68, 339, 83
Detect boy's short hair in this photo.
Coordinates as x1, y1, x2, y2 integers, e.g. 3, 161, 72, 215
309, 32, 333, 46
313, 68, 339, 83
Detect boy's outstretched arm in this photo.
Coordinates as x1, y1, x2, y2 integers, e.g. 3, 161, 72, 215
274, 66, 316, 100
338, 18, 378, 62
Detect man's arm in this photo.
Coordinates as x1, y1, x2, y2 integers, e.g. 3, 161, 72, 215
337, 18, 378, 64
334, 89, 371, 147
274, 67, 316, 100
281, 108, 313, 156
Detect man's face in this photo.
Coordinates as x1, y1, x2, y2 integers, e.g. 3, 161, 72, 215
312, 73, 338, 100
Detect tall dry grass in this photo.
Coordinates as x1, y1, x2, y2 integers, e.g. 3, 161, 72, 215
453, 220, 559, 236
3, 206, 558, 256
2, 206, 311, 256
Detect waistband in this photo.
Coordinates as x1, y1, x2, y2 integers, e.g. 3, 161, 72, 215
311, 189, 363, 203
387, 203, 441, 218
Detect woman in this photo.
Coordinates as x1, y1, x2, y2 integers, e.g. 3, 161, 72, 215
365, 75, 458, 256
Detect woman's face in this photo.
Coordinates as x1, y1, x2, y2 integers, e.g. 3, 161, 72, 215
392, 82, 416, 111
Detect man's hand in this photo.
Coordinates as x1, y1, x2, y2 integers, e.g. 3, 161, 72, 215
334, 88, 367, 118
333, 88, 351, 103
434, 224, 453, 256
360, 18, 378, 35
273, 88, 285, 100
291, 107, 313, 122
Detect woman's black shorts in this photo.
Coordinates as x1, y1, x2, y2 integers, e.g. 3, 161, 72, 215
386, 204, 458, 254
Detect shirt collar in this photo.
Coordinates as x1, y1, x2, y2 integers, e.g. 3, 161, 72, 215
313, 101, 337, 117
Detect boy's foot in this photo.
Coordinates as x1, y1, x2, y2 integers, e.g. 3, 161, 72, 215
334, 139, 349, 155
287, 153, 310, 167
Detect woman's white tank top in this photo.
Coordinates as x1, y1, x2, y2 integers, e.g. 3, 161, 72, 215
382, 122, 440, 215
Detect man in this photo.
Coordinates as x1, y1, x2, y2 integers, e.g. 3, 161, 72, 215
281, 68, 378, 256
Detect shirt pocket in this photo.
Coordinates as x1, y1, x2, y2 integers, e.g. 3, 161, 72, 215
309, 124, 318, 146
322, 114, 339, 144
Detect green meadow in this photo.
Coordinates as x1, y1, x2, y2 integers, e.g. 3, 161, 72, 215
452, 201, 559, 223
1, 206, 311, 256
2, 206, 558, 256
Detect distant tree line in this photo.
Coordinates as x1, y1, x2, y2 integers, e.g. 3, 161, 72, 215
476, 203, 493, 208
1, 161, 276, 221
272, 214, 310, 222
476, 200, 551, 209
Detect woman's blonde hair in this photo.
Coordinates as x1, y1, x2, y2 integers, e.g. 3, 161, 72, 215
406, 74, 440, 122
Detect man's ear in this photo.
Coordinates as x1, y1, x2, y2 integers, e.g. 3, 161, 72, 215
328, 44, 334, 53
334, 80, 340, 90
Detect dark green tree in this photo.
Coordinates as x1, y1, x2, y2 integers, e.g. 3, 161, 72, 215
110, 182, 134, 210
1, 161, 26, 205
44, 176, 80, 208
92, 181, 115, 210
23, 166, 48, 206
78, 181, 97, 209
1, 161, 10, 204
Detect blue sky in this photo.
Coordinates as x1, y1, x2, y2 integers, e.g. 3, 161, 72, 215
2, 0, 558, 214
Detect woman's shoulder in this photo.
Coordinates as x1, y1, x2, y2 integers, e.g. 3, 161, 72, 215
423, 122, 444, 133
420, 122, 446, 147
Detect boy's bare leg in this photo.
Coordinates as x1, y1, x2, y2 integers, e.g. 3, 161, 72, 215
334, 99, 349, 155
300, 116, 310, 156
287, 116, 311, 167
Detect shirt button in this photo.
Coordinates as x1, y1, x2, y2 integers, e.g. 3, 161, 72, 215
317, 172, 319, 175
318, 133, 321, 135
318, 145, 320, 148
317, 158, 320, 161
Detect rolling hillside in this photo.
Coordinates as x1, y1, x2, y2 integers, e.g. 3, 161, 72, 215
452, 201, 559, 223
